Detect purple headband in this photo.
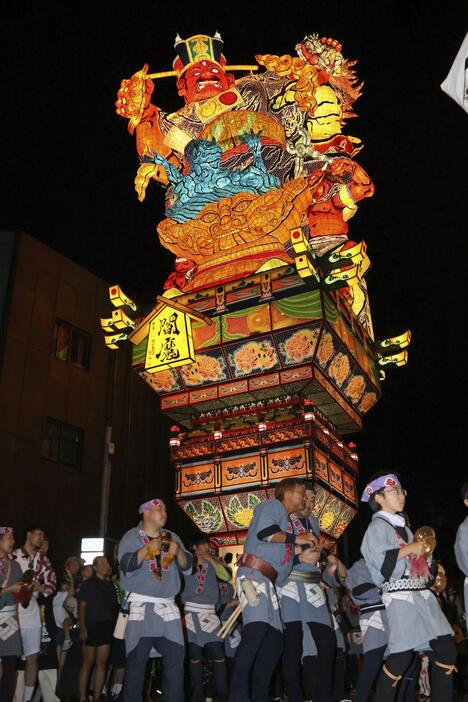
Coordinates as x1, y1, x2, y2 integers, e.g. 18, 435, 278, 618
0, 527, 13, 536
361, 474, 400, 502
139, 499, 166, 514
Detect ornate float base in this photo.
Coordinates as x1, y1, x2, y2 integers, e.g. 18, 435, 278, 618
129, 260, 381, 551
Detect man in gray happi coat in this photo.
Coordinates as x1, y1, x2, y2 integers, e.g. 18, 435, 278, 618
118, 498, 192, 702
229, 477, 316, 702
276, 482, 339, 702
455, 481, 468, 622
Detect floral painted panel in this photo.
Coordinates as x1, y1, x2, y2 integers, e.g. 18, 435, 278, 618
226, 336, 280, 378
277, 324, 321, 366
221, 491, 264, 531
318, 494, 346, 535
358, 391, 378, 414
180, 349, 228, 387
316, 329, 336, 368
312, 484, 329, 518
317, 328, 380, 415
140, 368, 182, 394
343, 374, 367, 404
182, 497, 226, 533
328, 353, 352, 388
332, 503, 357, 538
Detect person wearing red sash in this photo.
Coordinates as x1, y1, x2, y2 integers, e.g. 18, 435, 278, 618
118, 498, 192, 702
361, 471, 456, 701
12, 525, 56, 702
229, 478, 317, 702
181, 534, 231, 702
277, 482, 342, 702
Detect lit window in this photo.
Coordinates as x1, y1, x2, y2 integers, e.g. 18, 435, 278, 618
54, 324, 69, 361
53, 320, 90, 370
41, 418, 60, 462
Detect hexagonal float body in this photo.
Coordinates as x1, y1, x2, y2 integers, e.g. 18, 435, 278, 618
129, 263, 380, 548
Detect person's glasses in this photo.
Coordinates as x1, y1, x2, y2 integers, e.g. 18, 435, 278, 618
383, 487, 407, 496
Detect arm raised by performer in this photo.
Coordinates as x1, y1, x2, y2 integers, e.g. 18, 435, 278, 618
117, 498, 192, 702
231, 478, 315, 702
120, 499, 190, 574
276, 481, 338, 702
255, 480, 317, 548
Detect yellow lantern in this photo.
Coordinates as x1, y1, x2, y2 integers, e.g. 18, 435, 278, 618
109, 284, 137, 311
377, 351, 409, 368
112, 308, 136, 330
128, 296, 211, 373
145, 307, 196, 372
100, 316, 115, 332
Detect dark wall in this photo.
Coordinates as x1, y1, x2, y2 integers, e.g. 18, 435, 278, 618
0, 232, 17, 353
0, 231, 180, 564
107, 349, 173, 543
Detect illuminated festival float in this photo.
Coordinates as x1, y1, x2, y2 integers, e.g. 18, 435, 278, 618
104, 33, 410, 558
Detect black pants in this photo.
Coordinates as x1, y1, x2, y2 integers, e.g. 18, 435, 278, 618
189, 641, 228, 702
123, 636, 185, 702
376, 634, 457, 702
346, 652, 360, 690
229, 621, 283, 702
283, 621, 303, 702
355, 645, 386, 702
285, 621, 336, 702
334, 649, 347, 700
396, 653, 420, 702
0, 656, 17, 702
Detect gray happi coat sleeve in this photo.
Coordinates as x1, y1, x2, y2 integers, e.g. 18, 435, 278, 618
118, 528, 142, 576
455, 516, 468, 577
171, 532, 193, 576
361, 516, 408, 586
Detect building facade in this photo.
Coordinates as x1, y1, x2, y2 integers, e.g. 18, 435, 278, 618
0, 231, 179, 562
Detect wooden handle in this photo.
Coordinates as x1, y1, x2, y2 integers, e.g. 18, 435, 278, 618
218, 603, 242, 639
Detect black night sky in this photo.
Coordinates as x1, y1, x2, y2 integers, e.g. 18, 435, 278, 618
2, 1, 467, 570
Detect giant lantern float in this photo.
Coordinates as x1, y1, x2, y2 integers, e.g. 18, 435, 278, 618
105, 32, 410, 560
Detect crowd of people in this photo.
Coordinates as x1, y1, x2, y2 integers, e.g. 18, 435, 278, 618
0, 477, 467, 702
